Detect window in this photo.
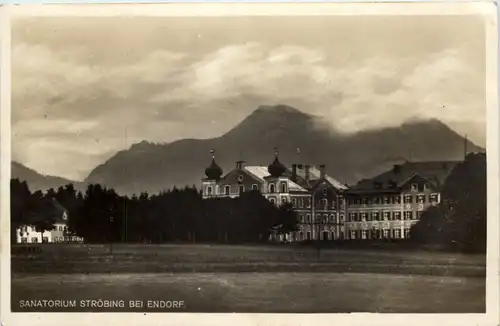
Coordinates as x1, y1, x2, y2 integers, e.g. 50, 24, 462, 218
383, 211, 390, 221
361, 230, 367, 239
331, 200, 337, 209
225, 186, 230, 195
299, 199, 304, 208
361, 212, 367, 221
323, 214, 329, 223
207, 186, 213, 195
404, 195, 413, 204
350, 230, 356, 240
362, 197, 368, 205
404, 228, 410, 238
417, 195, 426, 203
316, 214, 321, 223
323, 188, 328, 196
394, 229, 401, 239
394, 212, 401, 220
372, 211, 380, 221
59, 226, 63, 231
404, 211, 412, 220
417, 211, 423, 219
280, 182, 287, 193
339, 198, 345, 208
430, 193, 439, 202
339, 214, 345, 222
42, 237, 49, 243
270, 198, 276, 204
306, 199, 311, 208
292, 198, 297, 207
395, 196, 402, 204
269, 184, 276, 193
32, 237, 38, 243
383, 196, 390, 204
348, 212, 356, 222
306, 214, 311, 223
383, 229, 389, 238
366, 213, 373, 221
330, 214, 335, 223
322, 199, 328, 207
410, 183, 418, 192
252, 184, 259, 191
21, 237, 27, 244
373, 197, 380, 205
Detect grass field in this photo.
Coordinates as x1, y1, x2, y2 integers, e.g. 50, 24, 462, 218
11, 244, 486, 313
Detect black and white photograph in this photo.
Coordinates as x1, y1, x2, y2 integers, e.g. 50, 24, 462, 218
1, 2, 498, 325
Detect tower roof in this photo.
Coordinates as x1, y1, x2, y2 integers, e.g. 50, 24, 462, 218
267, 148, 286, 177
204, 150, 223, 180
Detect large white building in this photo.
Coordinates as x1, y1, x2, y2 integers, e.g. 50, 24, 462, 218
201, 150, 458, 242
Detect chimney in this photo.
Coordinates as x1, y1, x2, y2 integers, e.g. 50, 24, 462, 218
319, 164, 326, 179
236, 160, 245, 170
393, 164, 401, 174
292, 164, 297, 181
305, 164, 311, 181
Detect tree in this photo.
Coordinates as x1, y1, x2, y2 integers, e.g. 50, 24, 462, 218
410, 153, 486, 253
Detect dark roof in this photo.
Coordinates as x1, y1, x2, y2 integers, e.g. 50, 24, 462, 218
349, 161, 460, 193
27, 197, 68, 223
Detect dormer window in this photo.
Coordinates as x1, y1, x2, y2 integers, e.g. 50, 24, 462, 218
280, 182, 287, 193
410, 183, 418, 192
323, 188, 328, 196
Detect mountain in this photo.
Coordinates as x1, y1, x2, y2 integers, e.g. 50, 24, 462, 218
11, 161, 81, 193
84, 104, 483, 196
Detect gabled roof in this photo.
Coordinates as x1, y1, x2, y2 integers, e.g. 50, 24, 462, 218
351, 160, 460, 192
244, 166, 308, 192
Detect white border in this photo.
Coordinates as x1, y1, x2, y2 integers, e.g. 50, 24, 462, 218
1, 3, 498, 326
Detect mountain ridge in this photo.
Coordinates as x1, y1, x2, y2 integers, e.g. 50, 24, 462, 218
82, 104, 482, 195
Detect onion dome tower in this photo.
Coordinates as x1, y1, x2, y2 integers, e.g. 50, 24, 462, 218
267, 147, 287, 177
205, 149, 223, 180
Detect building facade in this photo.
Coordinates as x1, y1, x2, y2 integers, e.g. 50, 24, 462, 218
201, 150, 459, 242
342, 161, 459, 240
201, 150, 348, 241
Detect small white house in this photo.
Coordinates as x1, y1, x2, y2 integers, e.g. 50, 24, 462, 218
16, 200, 84, 244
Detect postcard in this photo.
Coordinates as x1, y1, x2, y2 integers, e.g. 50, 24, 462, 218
0, 2, 498, 326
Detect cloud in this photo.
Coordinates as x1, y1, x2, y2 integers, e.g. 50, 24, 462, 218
11, 26, 485, 180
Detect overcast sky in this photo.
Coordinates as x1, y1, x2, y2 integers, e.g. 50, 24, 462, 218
11, 15, 486, 181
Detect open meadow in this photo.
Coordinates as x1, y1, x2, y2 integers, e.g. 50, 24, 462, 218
11, 244, 486, 313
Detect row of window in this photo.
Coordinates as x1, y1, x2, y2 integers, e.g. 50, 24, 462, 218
349, 228, 411, 240
20, 236, 82, 244
297, 210, 422, 223
348, 211, 422, 222
347, 193, 439, 205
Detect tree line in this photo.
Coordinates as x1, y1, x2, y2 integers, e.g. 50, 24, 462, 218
10, 181, 299, 244
11, 152, 486, 253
